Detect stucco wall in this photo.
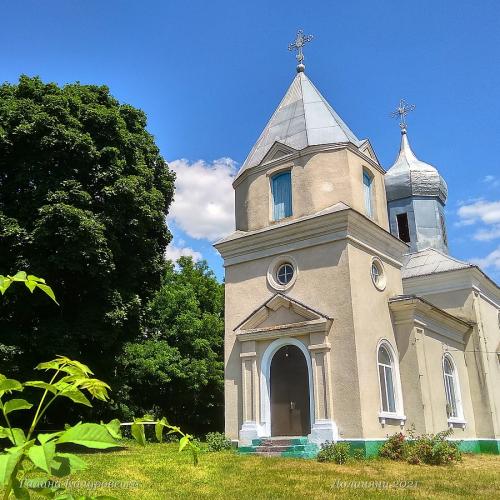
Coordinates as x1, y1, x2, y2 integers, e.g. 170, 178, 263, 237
223, 237, 362, 439
234, 148, 389, 233
346, 241, 405, 438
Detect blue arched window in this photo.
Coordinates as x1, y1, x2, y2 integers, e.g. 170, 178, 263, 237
271, 171, 292, 221
363, 171, 373, 217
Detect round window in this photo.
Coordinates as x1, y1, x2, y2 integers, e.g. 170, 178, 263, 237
277, 263, 294, 285
371, 258, 386, 291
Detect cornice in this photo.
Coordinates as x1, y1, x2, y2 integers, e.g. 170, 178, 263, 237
403, 266, 500, 308
233, 142, 384, 188
389, 296, 473, 345
215, 207, 407, 267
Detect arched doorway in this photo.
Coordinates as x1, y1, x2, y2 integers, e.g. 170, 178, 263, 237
270, 344, 311, 436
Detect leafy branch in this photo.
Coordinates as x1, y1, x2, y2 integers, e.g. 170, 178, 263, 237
0, 356, 118, 499
128, 416, 199, 465
0, 272, 58, 304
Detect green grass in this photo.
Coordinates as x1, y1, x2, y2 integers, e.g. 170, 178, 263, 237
10, 441, 500, 499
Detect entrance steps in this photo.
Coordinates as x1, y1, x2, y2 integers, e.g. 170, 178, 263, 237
238, 437, 318, 459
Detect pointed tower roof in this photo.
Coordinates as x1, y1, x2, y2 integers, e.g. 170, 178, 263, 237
385, 128, 448, 204
236, 72, 361, 179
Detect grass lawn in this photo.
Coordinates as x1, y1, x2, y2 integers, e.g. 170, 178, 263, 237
56, 441, 500, 499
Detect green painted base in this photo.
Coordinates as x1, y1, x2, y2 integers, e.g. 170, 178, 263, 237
239, 438, 500, 459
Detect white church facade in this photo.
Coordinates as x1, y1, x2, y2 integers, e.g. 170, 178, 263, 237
214, 37, 500, 457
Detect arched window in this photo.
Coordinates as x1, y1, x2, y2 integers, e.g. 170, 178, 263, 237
443, 354, 463, 420
271, 171, 292, 221
378, 344, 396, 413
363, 170, 373, 217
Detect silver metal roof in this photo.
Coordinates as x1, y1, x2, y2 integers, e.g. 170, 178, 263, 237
385, 130, 448, 204
402, 248, 471, 279
236, 72, 361, 179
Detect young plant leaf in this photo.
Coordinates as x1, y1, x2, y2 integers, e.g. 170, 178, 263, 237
59, 390, 92, 407
9, 428, 27, 446
3, 398, 33, 415
155, 420, 164, 443
37, 431, 63, 444
103, 419, 122, 440
179, 435, 189, 452
25, 279, 37, 293
36, 284, 59, 305
0, 450, 22, 486
24, 380, 58, 394
57, 423, 118, 449
55, 452, 87, 472
12, 271, 27, 281
28, 442, 56, 473
131, 423, 146, 446
0, 378, 23, 393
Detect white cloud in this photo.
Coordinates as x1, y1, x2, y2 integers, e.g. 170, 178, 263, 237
457, 200, 500, 226
482, 175, 500, 187
164, 242, 202, 262
471, 247, 500, 271
473, 225, 500, 241
168, 158, 236, 241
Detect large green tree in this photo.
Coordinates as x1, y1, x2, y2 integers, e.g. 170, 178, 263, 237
115, 257, 224, 434
0, 76, 175, 395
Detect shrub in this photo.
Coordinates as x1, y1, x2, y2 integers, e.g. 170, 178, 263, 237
317, 441, 351, 464
406, 429, 461, 465
206, 432, 232, 452
379, 432, 406, 460
379, 428, 462, 465
351, 448, 366, 460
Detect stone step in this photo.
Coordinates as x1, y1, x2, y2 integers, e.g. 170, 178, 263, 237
252, 437, 309, 447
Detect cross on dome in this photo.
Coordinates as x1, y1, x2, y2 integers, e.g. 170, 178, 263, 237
288, 30, 314, 73
391, 99, 416, 133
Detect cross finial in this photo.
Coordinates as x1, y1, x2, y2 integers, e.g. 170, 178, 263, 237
288, 29, 314, 73
391, 99, 416, 133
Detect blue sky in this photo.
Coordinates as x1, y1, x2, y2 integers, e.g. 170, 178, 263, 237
2, 1, 500, 281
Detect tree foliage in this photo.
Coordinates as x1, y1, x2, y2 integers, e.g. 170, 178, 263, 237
115, 257, 224, 434
0, 76, 175, 397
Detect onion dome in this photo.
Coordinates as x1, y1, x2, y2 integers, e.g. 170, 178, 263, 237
385, 128, 447, 204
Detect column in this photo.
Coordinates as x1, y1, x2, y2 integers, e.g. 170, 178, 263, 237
239, 341, 259, 444
308, 341, 338, 444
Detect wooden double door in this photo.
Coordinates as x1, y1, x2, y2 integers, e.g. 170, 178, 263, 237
270, 345, 311, 437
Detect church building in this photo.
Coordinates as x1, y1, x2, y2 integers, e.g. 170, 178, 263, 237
214, 32, 500, 457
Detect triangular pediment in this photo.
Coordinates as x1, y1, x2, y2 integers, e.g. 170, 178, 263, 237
358, 139, 380, 164
235, 294, 331, 339
260, 141, 297, 165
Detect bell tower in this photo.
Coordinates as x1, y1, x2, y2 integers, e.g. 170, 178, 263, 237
385, 101, 449, 254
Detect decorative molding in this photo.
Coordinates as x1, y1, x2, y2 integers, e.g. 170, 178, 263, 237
308, 343, 331, 352
215, 206, 407, 268
239, 351, 257, 358
389, 296, 473, 346
237, 319, 329, 342
233, 142, 385, 188
235, 293, 332, 342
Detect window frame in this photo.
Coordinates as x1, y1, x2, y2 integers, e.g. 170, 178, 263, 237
376, 339, 405, 424
363, 169, 374, 218
442, 353, 465, 425
270, 170, 293, 222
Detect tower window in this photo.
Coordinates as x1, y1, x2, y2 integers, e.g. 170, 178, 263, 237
396, 213, 411, 243
363, 171, 373, 217
440, 213, 448, 246
271, 171, 292, 221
